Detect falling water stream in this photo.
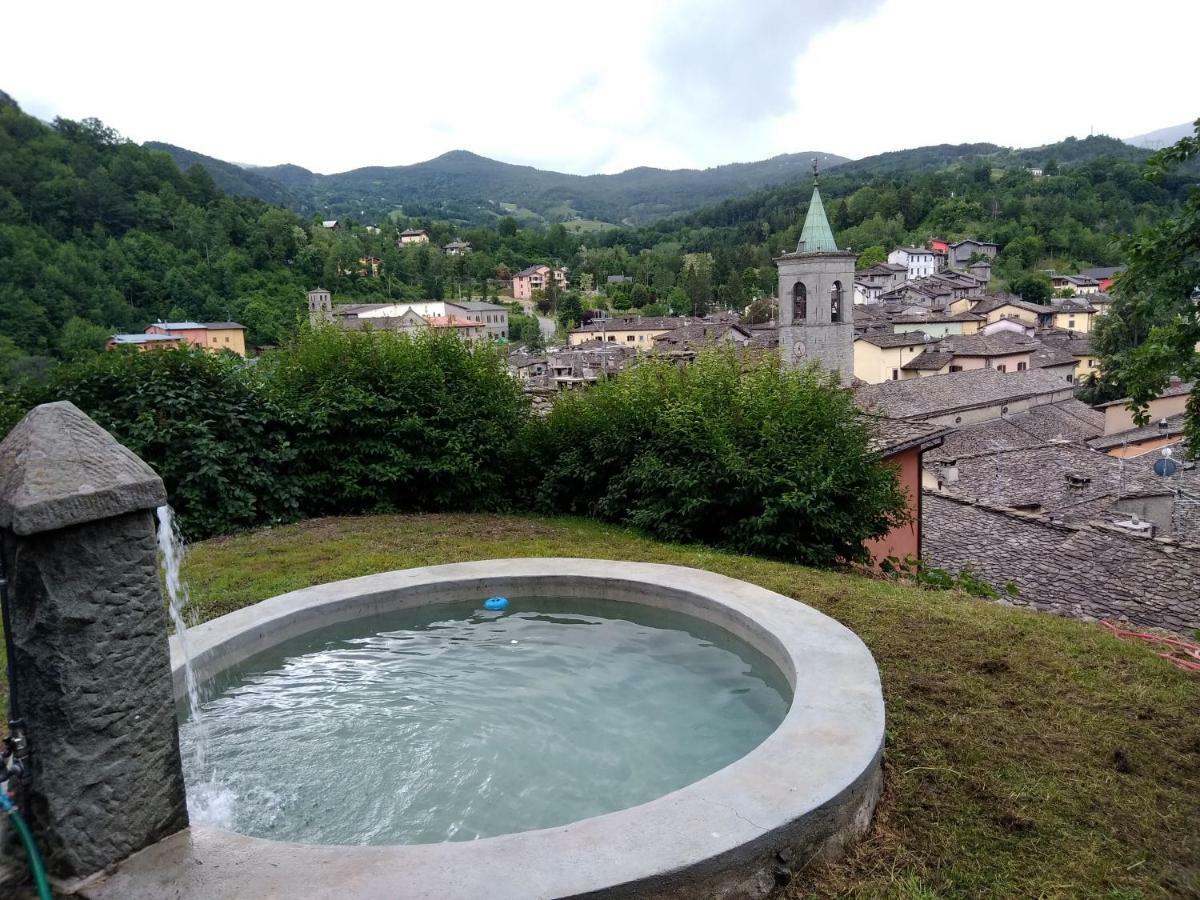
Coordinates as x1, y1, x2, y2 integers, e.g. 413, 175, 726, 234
156, 505, 236, 826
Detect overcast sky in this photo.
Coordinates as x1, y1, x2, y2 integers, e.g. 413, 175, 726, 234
4, 0, 1196, 175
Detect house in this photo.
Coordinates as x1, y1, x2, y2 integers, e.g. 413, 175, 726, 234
358, 256, 382, 278
965, 294, 1052, 327
1088, 414, 1189, 459
947, 239, 999, 268
321, 220, 339, 230
854, 331, 935, 383
862, 416, 949, 566
397, 228, 430, 246
928, 238, 950, 255
107, 333, 184, 352
545, 344, 635, 387
1045, 272, 1101, 295
425, 315, 488, 344
568, 315, 686, 348
1047, 298, 1097, 332
606, 275, 634, 285
513, 265, 568, 300
1079, 266, 1126, 292
966, 259, 992, 284
651, 322, 753, 359
855, 367, 1076, 427
1037, 329, 1099, 380
444, 240, 472, 256
144, 321, 247, 356
926, 331, 1041, 375
1029, 344, 1080, 383
887, 247, 939, 280
364, 225, 381, 235
508, 352, 548, 381
891, 310, 984, 339
1094, 378, 1193, 437
857, 263, 909, 293
454, 300, 509, 340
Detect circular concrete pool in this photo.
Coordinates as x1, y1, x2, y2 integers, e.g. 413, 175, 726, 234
86, 559, 885, 900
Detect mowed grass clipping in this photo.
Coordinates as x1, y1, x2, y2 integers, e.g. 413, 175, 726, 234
178, 514, 1194, 897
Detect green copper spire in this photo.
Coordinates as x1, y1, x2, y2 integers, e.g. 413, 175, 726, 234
797, 184, 838, 253
795, 157, 837, 253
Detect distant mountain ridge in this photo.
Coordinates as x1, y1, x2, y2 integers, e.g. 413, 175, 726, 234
146, 131, 1165, 228
147, 145, 850, 226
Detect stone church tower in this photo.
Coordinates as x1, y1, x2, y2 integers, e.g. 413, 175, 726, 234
307, 287, 333, 325
775, 166, 856, 380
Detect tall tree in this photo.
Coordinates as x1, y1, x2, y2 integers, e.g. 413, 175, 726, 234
1094, 120, 1200, 455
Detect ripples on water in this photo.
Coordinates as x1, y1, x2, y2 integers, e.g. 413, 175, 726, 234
179, 597, 790, 845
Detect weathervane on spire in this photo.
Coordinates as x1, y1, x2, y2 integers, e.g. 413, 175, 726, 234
812, 156, 819, 185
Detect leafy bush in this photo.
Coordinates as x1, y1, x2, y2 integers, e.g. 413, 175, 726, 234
526, 349, 909, 566
260, 326, 527, 517
20, 347, 299, 538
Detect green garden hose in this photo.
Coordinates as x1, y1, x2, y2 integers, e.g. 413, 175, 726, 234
0, 790, 51, 900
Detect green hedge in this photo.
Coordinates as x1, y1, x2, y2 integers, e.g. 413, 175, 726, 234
526, 350, 909, 566
0, 336, 908, 565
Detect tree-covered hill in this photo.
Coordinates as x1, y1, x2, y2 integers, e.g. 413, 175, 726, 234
143, 141, 301, 209
154, 145, 851, 226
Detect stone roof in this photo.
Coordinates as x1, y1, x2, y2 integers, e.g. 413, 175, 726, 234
1029, 344, 1078, 370
970, 295, 1051, 316
455, 301, 507, 312
652, 322, 751, 349
855, 368, 1074, 420
925, 400, 1104, 462
901, 349, 955, 371
333, 303, 392, 317
926, 442, 1174, 523
572, 316, 689, 334
936, 331, 1041, 357
949, 239, 999, 249
923, 492, 1200, 634
1087, 414, 1188, 451
856, 331, 931, 348
1080, 266, 1126, 279
864, 415, 949, 456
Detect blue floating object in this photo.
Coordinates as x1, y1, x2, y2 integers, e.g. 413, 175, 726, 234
484, 596, 509, 611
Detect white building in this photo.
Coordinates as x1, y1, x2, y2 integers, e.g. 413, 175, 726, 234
888, 247, 939, 280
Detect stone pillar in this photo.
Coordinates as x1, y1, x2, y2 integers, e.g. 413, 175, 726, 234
0, 402, 188, 879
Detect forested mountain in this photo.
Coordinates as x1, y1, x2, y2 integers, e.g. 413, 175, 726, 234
148, 133, 1162, 231
153, 145, 851, 226
143, 142, 300, 208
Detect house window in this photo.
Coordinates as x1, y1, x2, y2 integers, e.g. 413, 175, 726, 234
1088, 359, 1098, 368
997, 364, 1007, 373
891, 369, 899, 381
949, 365, 963, 372
626, 335, 635, 342
1017, 361, 1026, 371
1068, 319, 1075, 328
793, 281, 807, 320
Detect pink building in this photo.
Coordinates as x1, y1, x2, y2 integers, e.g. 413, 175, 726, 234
512, 265, 568, 300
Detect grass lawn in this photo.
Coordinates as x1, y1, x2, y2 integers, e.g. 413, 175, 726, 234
176, 512, 1200, 899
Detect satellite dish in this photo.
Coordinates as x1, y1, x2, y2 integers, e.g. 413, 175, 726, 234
1153, 457, 1179, 477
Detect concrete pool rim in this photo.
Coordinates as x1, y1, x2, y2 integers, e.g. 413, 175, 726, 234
85, 558, 885, 900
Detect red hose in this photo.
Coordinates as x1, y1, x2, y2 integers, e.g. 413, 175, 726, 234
1100, 620, 1200, 674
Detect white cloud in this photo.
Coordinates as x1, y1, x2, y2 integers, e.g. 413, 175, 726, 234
1, 0, 1196, 174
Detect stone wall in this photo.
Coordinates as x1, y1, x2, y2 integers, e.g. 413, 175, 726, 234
923, 491, 1200, 634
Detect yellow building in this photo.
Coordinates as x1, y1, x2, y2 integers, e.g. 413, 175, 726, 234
200, 323, 248, 356
568, 316, 682, 348
1049, 300, 1096, 333
854, 333, 934, 383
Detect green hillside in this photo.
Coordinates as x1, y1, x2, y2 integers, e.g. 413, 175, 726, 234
156, 146, 851, 226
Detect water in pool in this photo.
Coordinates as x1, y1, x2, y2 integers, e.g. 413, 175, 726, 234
179, 597, 790, 845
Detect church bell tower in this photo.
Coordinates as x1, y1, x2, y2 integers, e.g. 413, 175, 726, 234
775, 161, 855, 381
